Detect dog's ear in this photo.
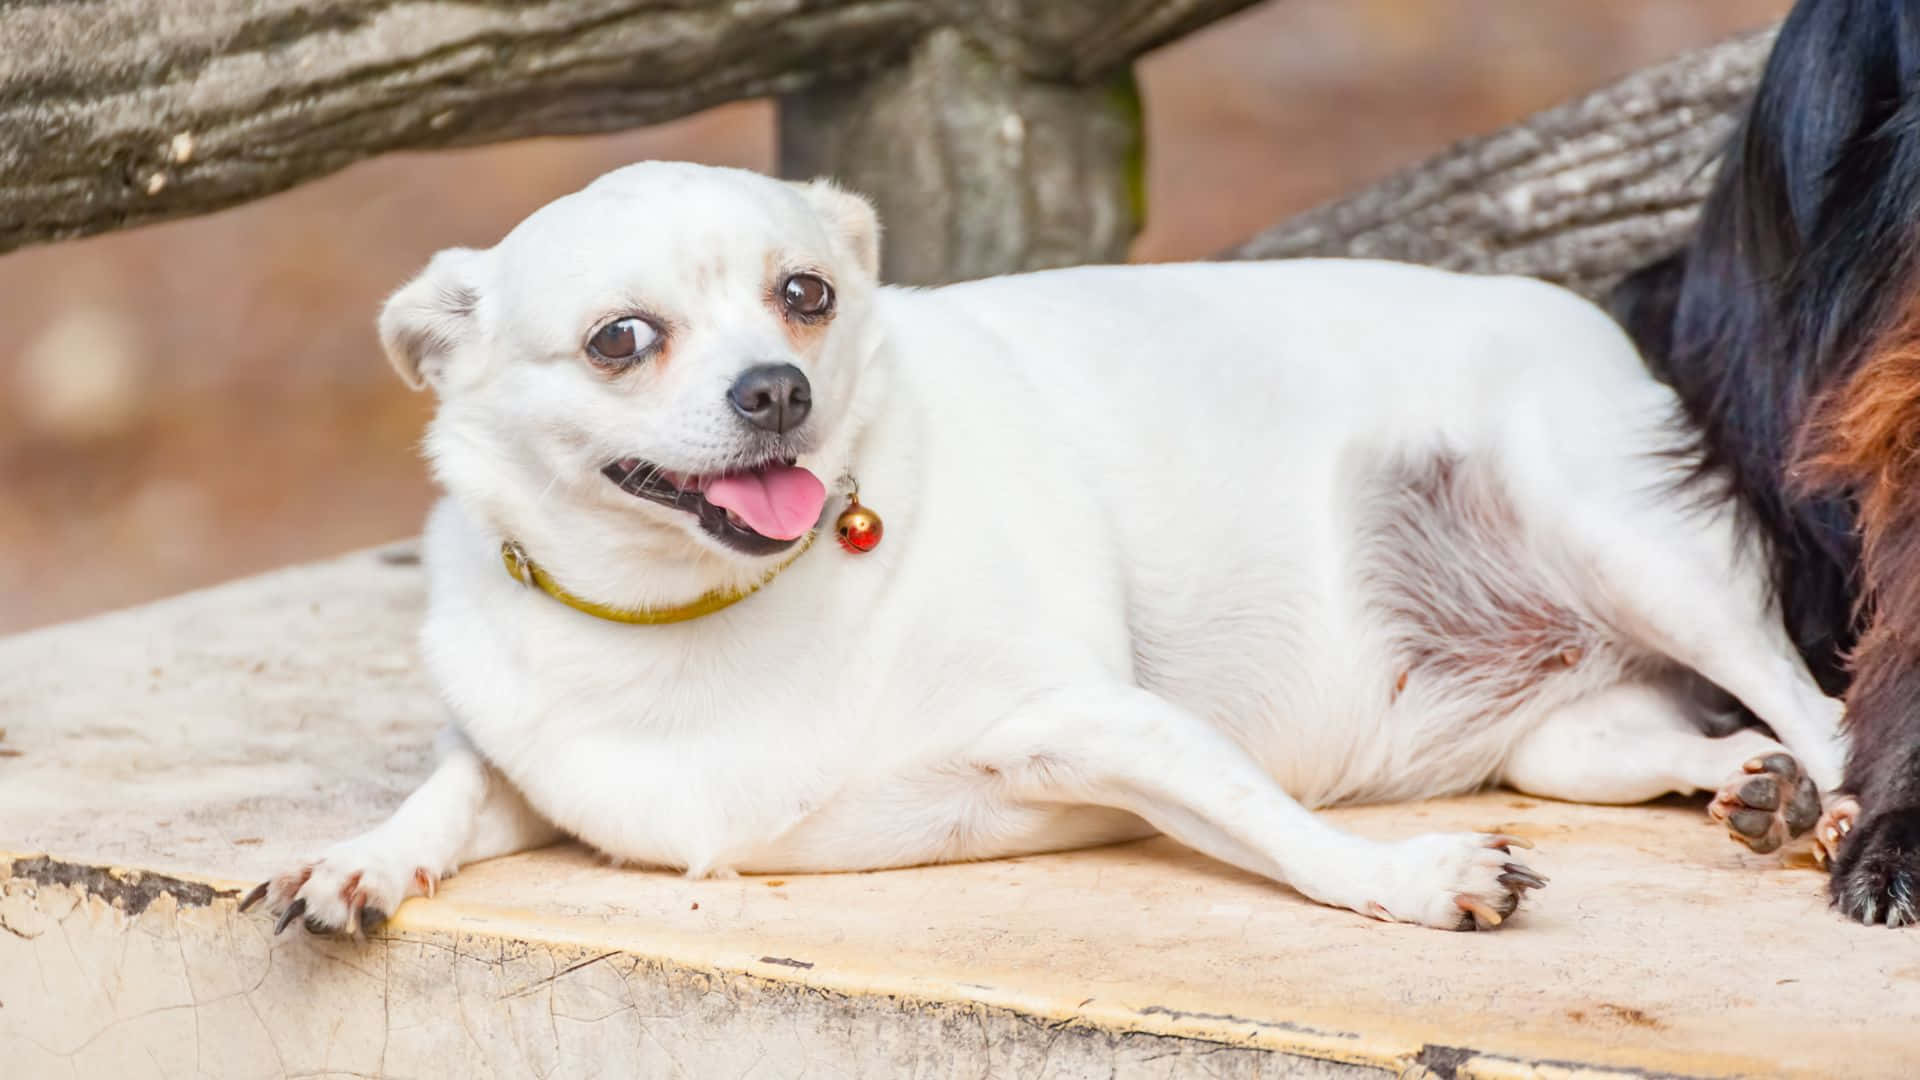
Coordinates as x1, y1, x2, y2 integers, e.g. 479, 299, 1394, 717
378, 247, 483, 391
792, 179, 881, 280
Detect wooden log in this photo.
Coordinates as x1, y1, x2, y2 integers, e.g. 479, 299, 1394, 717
1224, 28, 1776, 299
0, 0, 1257, 258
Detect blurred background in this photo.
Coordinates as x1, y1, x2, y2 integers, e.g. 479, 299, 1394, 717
0, 0, 1788, 635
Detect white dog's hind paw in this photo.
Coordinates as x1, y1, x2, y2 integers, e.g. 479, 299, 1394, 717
1708, 752, 1822, 854
1361, 833, 1546, 931
239, 833, 440, 938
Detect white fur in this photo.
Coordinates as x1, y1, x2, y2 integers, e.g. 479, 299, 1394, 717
258, 163, 1848, 933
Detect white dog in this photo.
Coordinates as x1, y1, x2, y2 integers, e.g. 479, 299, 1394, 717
247, 162, 1848, 934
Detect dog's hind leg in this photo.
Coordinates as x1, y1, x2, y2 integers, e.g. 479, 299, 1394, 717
240, 726, 561, 936
1501, 681, 1820, 853
974, 684, 1545, 930
1549, 493, 1847, 796
1494, 401, 1849, 797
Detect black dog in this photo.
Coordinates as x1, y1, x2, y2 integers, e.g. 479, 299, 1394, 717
1612, 0, 1920, 925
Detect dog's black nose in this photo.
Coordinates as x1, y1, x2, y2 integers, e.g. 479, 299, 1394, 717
728, 363, 812, 434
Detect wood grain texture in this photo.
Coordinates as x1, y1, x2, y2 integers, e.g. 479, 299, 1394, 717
1224, 28, 1777, 298
0, 0, 1258, 255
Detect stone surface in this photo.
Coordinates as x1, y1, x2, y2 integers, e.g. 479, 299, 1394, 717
4, 546, 1919, 1078
778, 28, 1142, 286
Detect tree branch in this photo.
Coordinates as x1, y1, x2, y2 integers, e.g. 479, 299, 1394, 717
0, 0, 1259, 256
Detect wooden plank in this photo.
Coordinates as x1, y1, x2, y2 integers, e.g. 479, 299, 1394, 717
2, 545, 1915, 1077
0, 0, 1257, 256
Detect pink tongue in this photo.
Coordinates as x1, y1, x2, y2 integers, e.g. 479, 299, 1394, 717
702, 465, 827, 541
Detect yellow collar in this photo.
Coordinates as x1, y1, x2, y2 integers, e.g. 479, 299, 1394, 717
501, 534, 814, 625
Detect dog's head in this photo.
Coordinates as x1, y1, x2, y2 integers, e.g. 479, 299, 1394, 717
380, 163, 883, 594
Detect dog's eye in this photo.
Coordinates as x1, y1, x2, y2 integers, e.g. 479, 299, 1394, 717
781, 273, 834, 319
586, 317, 658, 369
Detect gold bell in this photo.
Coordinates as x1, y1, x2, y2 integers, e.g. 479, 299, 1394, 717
835, 493, 883, 553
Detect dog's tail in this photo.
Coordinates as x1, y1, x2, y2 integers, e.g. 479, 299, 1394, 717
1606, 0, 1920, 695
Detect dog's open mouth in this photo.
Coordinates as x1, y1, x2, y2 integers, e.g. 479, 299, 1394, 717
602, 457, 827, 556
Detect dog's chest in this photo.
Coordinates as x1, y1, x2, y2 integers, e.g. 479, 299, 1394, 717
445, 629, 839, 862
428, 583, 1039, 872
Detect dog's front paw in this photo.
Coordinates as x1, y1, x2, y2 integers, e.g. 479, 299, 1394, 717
1708, 752, 1822, 854
1363, 833, 1546, 931
1827, 806, 1920, 927
239, 832, 440, 938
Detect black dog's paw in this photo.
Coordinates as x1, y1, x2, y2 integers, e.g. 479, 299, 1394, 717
1829, 806, 1920, 927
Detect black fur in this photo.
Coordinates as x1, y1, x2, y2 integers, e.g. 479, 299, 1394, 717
1610, 0, 1920, 925
1834, 655, 1920, 927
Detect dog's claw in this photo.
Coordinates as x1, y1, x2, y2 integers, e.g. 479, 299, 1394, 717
1498, 863, 1548, 891
345, 890, 366, 938
1815, 796, 1861, 869
273, 897, 308, 936
1454, 894, 1504, 929
238, 881, 269, 913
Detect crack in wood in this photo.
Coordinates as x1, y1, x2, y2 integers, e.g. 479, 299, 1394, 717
4, 855, 237, 917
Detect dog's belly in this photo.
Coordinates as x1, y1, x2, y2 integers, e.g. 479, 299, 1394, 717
1128, 573, 1628, 811
1118, 449, 1638, 810
468, 700, 1154, 875
739, 781, 1153, 873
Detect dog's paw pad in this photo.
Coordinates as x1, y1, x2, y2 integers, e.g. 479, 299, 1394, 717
1709, 753, 1820, 854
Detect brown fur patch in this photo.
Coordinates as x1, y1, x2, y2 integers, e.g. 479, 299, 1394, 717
1800, 297, 1920, 526
1799, 292, 1920, 771
1359, 453, 1596, 719
1800, 293, 1920, 643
